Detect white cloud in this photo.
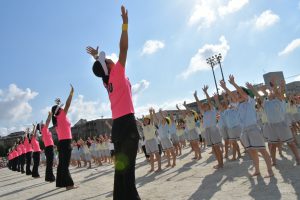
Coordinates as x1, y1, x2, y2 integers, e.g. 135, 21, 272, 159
106, 53, 118, 63
294, 75, 300, 82
66, 95, 111, 125
0, 84, 38, 125
179, 35, 230, 79
218, 0, 249, 17
141, 40, 165, 55
188, 0, 248, 29
132, 80, 150, 95
278, 38, 300, 56
254, 10, 279, 30
0, 84, 38, 136
188, 0, 217, 29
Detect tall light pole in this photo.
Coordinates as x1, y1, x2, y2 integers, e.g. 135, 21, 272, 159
214, 53, 224, 81
206, 57, 219, 96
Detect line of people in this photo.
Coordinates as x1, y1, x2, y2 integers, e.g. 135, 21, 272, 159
136, 75, 300, 178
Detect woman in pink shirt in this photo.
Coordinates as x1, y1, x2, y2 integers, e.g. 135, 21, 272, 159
12, 145, 19, 171
16, 140, 22, 172
31, 124, 41, 178
51, 85, 77, 190
24, 129, 33, 175
37, 111, 55, 182
86, 5, 140, 200
18, 139, 26, 174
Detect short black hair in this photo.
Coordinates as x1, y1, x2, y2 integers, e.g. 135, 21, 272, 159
93, 61, 109, 85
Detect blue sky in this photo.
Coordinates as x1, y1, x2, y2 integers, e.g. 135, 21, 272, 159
0, 0, 300, 136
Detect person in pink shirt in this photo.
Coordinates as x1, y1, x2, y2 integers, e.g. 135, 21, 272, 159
16, 140, 22, 172
37, 111, 56, 182
86, 5, 140, 200
18, 139, 26, 174
7, 148, 13, 170
12, 146, 19, 171
31, 124, 41, 178
24, 129, 33, 175
51, 85, 77, 190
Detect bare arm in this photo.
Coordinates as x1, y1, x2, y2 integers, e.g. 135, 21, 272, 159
193, 91, 204, 114
64, 84, 74, 114
118, 5, 128, 67
213, 93, 221, 110
228, 74, 248, 100
246, 82, 262, 100
176, 104, 187, 118
45, 112, 52, 128
202, 85, 213, 109
220, 80, 238, 103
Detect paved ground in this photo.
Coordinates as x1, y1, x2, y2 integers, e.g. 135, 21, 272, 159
1, 142, 300, 200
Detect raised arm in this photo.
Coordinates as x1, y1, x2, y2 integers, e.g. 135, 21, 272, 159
202, 85, 213, 109
176, 104, 187, 118
32, 124, 37, 137
151, 108, 159, 125
193, 91, 204, 114
278, 80, 286, 100
213, 93, 221, 110
228, 74, 248, 100
220, 80, 238, 103
45, 111, 52, 128
246, 82, 262, 101
119, 5, 128, 67
64, 84, 74, 114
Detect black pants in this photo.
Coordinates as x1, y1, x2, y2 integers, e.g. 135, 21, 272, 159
56, 139, 74, 187
32, 152, 40, 177
17, 156, 20, 172
20, 154, 25, 173
45, 145, 55, 182
112, 113, 140, 200
12, 158, 17, 171
26, 151, 32, 175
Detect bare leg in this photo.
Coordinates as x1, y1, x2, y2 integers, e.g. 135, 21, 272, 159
270, 143, 277, 166
287, 142, 300, 165
155, 152, 162, 172
247, 149, 260, 176
258, 149, 274, 178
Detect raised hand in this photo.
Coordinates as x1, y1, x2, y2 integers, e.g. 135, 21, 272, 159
228, 74, 235, 85
202, 85, 209, 93
183, 101, 187, 107
220, 80, 226, 89
193, 91, 198, 98
245, 82, 253, 89
213, 93, 218, 100
121, 5, 128, 24
70, 84, 74, 94
86, 46, 99, 60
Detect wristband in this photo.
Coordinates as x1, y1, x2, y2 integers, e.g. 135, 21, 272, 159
122, 24, 128, 31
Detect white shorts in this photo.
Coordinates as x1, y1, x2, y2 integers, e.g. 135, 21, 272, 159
268, 121, 294, 144
188, 128, 199, 141
294, 113, 300, 122
160, 137, 173, 150
145, 138, 159, 154
219, 126, 229, 140
170, 134, 179, 144
204, 126, 222, 147
240, 125, 265, 150
178, 134, 185, 142
227, 126, 241, 141
261, 123, 271, 142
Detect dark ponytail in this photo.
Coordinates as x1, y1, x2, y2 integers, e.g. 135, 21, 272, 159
51, 105, 59, 127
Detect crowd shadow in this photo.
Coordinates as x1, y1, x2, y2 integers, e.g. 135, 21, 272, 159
0, 182, 48, 198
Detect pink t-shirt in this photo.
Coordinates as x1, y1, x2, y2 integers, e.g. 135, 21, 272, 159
20, 144, 26, 154
31, 136, 41, 152
108, 62, 134, 119
8, 153, 11, 160
41, 126, 54, 147
13, 150, 19, 157
17, 145, 23, 155
56, 110, 72, 140
24, 137, 33, 152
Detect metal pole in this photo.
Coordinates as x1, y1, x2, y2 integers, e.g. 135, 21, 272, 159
219, 61, 225, 81
211, 64, 219, 96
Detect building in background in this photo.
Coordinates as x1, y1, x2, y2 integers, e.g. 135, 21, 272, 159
286, 81, 300, 95
263, 71, 285, 87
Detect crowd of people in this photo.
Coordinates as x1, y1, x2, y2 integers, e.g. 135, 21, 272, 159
3, 4, 300, 200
